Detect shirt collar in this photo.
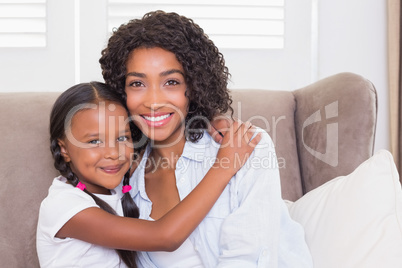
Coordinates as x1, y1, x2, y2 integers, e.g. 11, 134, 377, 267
130, 144, 151, 200
181, 131, 216, 162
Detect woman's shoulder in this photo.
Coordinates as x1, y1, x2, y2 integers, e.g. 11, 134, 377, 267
202, 127, 274, 149
254, 127, 275, 148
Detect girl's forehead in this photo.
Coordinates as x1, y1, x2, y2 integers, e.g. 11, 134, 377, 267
70, 102, 128, 124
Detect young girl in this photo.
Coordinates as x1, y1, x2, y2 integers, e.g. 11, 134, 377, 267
36, 82, 259, 267
100, 10, 313, 268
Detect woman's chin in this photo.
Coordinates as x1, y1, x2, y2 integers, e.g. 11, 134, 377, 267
138, 125, 186, 147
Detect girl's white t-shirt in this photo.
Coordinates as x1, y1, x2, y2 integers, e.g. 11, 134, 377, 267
36, 176, 127, 268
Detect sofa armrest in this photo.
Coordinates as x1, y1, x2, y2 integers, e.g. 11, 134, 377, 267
293, 72, 377, 193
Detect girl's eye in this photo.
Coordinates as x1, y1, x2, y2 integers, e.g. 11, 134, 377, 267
88, 139, 102, 145
117, 136, 129, 142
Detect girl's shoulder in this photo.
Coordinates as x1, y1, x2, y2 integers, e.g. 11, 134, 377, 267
47, 176, 87, 196
40, 176, 97, 213
38, 176, 99, 241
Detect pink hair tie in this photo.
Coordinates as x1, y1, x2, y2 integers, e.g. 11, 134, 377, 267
76, 182, 86, 191
122, 185, 132, 194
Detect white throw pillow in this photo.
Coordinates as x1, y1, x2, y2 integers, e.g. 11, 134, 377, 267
287, 150, 402, 268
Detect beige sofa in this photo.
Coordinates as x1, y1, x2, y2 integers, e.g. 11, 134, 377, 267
0, 72, 377, 267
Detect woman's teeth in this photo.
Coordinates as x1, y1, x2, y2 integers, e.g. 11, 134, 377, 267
143, 114, 171, 122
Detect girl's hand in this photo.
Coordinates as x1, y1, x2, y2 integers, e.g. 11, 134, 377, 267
212, 120, 261, 176
208, 114, 233, 144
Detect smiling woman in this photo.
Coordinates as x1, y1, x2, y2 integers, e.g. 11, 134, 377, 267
125, 47, 189, 147
99, 10, 313, 267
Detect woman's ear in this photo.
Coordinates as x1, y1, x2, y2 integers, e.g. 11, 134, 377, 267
58, 139, 71, 162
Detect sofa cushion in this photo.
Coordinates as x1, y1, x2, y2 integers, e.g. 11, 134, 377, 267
231, 89, 302, 201
293, 72, 377, 193
0, 92, 60, 267
287, 150, 402, 268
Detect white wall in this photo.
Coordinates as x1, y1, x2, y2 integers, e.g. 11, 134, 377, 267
224, 0, 314, 91
224, 0, 389, 151
0, 0, 390, 151
0, 0, 76, 92
317, 0, 389, 152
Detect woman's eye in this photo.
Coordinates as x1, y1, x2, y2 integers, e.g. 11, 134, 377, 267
129, 81, 143, 87
165, 80, 179, 86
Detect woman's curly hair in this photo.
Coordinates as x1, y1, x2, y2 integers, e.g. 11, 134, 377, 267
99, 10, 233, 143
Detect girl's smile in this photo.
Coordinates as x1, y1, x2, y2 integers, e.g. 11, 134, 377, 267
100, 163, 126, 174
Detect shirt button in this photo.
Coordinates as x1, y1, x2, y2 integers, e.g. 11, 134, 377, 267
180, 177, 185, 183
262, 250, 268, 256
194, 246, 198, 251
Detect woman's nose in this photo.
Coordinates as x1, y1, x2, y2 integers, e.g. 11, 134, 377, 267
143, 86, 164, 109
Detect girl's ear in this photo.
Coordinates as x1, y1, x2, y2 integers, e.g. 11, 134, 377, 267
58, 139, 71, 162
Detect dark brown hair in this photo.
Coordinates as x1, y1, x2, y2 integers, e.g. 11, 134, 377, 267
100, 10, 233, 143
49, 82, 138, 268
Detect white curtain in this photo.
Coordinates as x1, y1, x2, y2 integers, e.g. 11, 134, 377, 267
387, 0, 402, 181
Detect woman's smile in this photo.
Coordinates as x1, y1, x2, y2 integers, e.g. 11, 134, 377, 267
141, 112, 174, 127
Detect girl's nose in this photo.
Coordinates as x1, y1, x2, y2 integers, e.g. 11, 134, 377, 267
104, 143, 120, 159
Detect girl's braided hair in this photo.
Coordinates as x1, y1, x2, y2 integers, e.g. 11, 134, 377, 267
49, 82, 138, 268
